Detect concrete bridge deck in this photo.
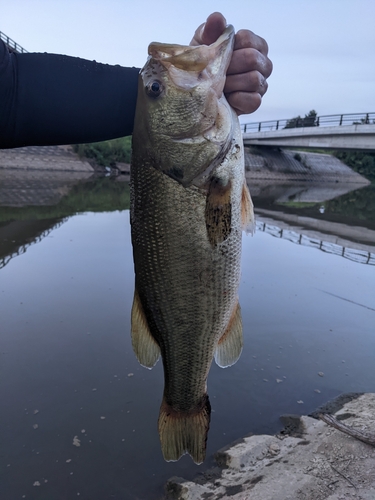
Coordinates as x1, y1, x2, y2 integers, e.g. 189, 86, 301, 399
243, 124, 375, 151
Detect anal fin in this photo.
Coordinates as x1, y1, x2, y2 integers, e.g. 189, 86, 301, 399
242, 181, 255, 235
131, 288, 161, 369
158, 395, 211, 464
215, 302, 243, 368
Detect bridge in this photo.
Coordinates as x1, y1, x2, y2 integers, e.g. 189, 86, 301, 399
0, 30, 28, 53
242, 112, 375, 151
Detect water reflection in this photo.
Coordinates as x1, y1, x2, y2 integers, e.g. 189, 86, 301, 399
0, 218, 68, 269
0, 174, 130, 270
0, 177, 374, 499
256, 220, 375, 265
249, 180, 370, 204
0, 170, 93, 207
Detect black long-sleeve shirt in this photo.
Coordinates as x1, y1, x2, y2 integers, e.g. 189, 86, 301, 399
0, 39, 140, 148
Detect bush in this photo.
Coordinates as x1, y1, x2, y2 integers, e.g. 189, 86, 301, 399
334, 151, 375, 181
73, 136, 132, 167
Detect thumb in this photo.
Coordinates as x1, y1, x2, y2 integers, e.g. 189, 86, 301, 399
190, 12, 227, 46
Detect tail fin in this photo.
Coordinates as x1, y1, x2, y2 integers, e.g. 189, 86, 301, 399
158, 395, 211, 464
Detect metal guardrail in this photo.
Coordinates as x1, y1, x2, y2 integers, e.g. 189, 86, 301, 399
242, 112, 375, 133
257, 220, 375, 266
0, 31, 28, 53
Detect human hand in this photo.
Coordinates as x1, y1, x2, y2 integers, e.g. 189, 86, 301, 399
190, 12, 273, 116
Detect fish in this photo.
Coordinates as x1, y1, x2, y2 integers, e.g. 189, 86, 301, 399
130, 25, 254, 465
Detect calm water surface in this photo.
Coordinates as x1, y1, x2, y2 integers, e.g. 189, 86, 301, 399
0, 177, 374, 500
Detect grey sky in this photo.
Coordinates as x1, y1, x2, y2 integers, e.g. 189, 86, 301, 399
2, 0, 374, 124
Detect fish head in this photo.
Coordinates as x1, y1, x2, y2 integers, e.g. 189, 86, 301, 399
133, 25, 236, 187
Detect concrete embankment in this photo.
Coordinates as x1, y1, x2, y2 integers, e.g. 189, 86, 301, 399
0, 144, 370, 186
0, 145, 95, 206
245, 147, 370, 185
166, 393, 375, 500
0, 145, 93, 172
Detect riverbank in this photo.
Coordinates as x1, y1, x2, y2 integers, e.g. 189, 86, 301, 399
166, 393, 375, 500
245, 147, 371, 184
0, 145, 94, 172
0, 144, 371, 186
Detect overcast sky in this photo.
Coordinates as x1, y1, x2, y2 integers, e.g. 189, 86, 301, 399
2, 0, 374, 124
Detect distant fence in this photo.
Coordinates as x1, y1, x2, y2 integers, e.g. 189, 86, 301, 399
0, 30, 28, 53
242, 112, 375, 133
257, 220, 375, 266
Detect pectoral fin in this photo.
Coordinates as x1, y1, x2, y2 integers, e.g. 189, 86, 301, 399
131, 289, 161, 369
215, 302, 243, 368
205, 177, 232, 246
242, 182, 255, 235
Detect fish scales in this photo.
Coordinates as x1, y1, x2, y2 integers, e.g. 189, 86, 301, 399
130, 25, 254, 464
131, 160, 242, 408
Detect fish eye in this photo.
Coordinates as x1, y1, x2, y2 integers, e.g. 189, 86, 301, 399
146, 80, 163, 98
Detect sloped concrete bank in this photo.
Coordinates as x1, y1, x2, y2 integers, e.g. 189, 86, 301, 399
166, 393, 375, 500
0, 145, 370, 185
245, 147, 370, 185
0, 145, 93, 172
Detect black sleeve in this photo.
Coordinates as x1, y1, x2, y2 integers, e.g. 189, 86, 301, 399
0, 39, 140, 149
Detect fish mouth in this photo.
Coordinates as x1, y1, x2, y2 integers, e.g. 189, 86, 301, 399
142, 26, 235, 188
148, 25, 235, 96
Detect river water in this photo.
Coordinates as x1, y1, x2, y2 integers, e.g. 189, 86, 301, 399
0, 176, 374, 500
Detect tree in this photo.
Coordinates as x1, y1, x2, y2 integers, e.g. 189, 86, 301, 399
284, 110, 318, 129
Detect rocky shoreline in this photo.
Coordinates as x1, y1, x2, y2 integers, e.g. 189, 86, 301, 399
165, 393, 375, 500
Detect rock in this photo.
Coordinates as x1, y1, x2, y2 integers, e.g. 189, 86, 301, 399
165, 393, 375, 500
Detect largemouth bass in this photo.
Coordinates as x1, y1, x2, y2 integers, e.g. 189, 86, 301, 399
130, 25, 254, 464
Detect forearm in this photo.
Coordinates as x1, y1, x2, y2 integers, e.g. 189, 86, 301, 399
0, 39, 139, 148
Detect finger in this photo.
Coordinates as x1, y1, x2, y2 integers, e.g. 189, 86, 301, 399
225, 91, 262, 116
190, 12, 226, 46
224, 71, 268, 97
234, 29, 269, 56
227, 48, 273, 79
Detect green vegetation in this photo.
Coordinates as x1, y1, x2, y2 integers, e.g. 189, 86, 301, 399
272, 184, 375, 228
276, 201, 318, 209
0, 177, 130, 223
334, 151, 375, 182
324, 184, 375, 224
284, 110, 318, 129
73, 136, 132, 167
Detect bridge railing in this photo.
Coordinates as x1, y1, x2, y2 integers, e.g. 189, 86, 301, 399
0, 31, 28, 53
241, 112, 375, 133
